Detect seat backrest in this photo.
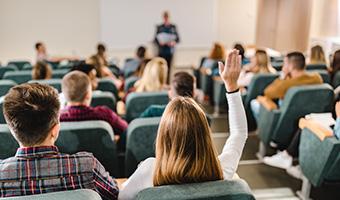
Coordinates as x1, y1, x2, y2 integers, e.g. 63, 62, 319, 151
306, 64, 328, 71
8, 61, 30, 70
243, 73, 279, 107
0, 66, 17, 79
57, 121, 119, 177
125, 92, 168, 122
28, 79, 62, 92
272, 84, 334, 148
0, 189, 102, 200
0, 124, 19, 159
91, 91, 117, 111
51, 69, 69, 79
136, 179, 255, 200
299, 128, 340, 186
97, 78, 119, 100
332, 70, 340, 88
308, 70, 331, 84
124, 76, 139, 92
125, 117, 161, 176
21, 63, 33, 70
0, 80, 16, 97
3, 71, 32, 84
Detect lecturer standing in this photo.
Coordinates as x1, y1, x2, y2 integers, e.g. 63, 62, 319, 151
154, 11, 180, 83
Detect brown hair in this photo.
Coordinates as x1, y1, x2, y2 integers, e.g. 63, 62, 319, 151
331, 50, 340, 79
153, 97, 223, 186
209, 43, 225, 60
310, 45, 326, 64
62, 71, 91, 103
32, 62, 52, 80
3, 83, 60, 146
87, 55, 104, 78
171, 72, 194, 97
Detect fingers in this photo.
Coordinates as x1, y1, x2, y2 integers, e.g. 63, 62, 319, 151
218, 62, 224, 75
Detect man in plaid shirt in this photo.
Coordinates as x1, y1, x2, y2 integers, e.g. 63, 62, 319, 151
0, 83, 119, 199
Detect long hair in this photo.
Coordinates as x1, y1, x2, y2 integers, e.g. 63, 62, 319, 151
252, 49, 271, 73
135, 57, 168, 92
310, 45, 326, 64
209, 43, 225, 60
331, 50, 340, 79
153, 97, 223, 186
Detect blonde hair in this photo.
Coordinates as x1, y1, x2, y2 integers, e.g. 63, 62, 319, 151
251, 49, 272, 73
310, 45, 326, 64
62, 71, 91, 103
135, 57, 168, 92
209, 43, 225, 60
153, 97, 223, 186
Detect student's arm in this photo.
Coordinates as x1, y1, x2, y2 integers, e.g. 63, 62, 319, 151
174, 25, 180, 43
217, 49, 248, 179
92, 157, 119, 200
263, 79, 288, 100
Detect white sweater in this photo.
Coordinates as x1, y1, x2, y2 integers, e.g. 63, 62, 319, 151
118, 91, 248, 200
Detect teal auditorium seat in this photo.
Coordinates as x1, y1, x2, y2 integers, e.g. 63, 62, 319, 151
243, 73, 279, 131
0, 65, 17, 79
308, 70, 331, 84
213, 78, 227, 113
3, 71, 32, 84
125, 117, 161, 176
8, 61, 30, 70
0, 97, 5, 124
136, 179, 255, 200
257, 84, 333, 155
298, 127, 340, 199
51, 69, 69, 79
0, 80, 16, 97
332, 70, 340, 88
0, 189, 102, 200
97, 78, 119, 100
125, 92, 168, 122
306, 63, 328, 71
57, 121, 119, 177
0, 124, 19, 159
21, 63, 33, 70
91, 91, 117, 111
28, 79, 62, 92
124, 76, 139, 92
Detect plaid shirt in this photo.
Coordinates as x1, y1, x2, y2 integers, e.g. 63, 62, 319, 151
0, 146, 118, 200
60, 105, 127, 136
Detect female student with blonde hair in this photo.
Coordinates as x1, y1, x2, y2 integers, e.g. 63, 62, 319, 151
118, 50, 247, 200
309, 45, 326, 65
237, 49, 276, 88
134, 57, 168, 92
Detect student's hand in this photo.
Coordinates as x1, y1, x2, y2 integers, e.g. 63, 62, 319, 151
336, 101, 340, 118
218, 49, 241, 92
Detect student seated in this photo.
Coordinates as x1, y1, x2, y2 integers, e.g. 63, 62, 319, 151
237, 49, 276, 90
118, 50, 247, 200
250, 52, 323, 120
60, 71, 127, 139
35, 42, 78, 63
87, 44, 122, 89
59, 64, 99, 108
0, 83, 118, 199
201, 43, 225, 76
123, 46, 147, 77
330, 49, 340, 82
308, 45, 327, 65
32, 61, 52, 80
233, 43, 249, 66
263, 101, 340, 179
139, 71, 194, 118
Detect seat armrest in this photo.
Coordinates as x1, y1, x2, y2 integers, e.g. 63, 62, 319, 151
299, 118, 334, 141
257, 96, 278, 111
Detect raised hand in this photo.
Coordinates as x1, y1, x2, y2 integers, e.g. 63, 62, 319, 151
218, 49, 241, 92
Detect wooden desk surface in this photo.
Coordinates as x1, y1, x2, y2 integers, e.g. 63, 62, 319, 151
299, 118, 334, 141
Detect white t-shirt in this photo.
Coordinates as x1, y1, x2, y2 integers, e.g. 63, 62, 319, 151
118, 91, 248, 200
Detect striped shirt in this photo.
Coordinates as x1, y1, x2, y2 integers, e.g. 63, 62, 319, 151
0, 146, 118, 200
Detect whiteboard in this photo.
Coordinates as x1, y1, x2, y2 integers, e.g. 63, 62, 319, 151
99, 0, 216, 49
